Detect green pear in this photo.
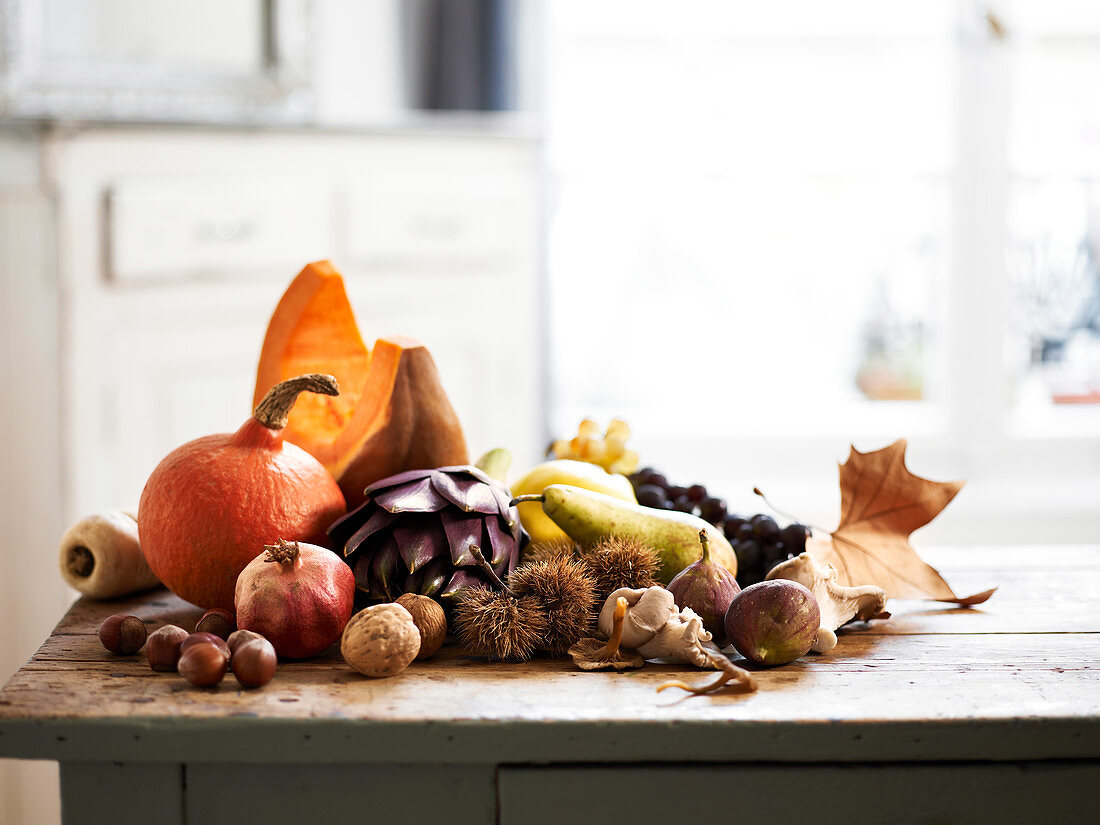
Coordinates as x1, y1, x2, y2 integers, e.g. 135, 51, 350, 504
515, 484, 738, 584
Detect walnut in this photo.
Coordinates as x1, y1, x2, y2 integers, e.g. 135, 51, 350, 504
341, 604, 421, 678
395, 594, 447, 660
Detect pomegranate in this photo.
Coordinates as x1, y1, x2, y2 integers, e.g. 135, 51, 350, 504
235, 539, 355, 659
138, 374, 346, 610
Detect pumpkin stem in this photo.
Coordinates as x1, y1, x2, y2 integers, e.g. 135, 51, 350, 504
264, 539, 301, 567
253, 374, 340, 430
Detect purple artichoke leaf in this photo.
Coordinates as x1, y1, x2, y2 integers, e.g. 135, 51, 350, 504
366, 580, 388, 602
352, 553, 374, 593
362, 468, 434, 495
484, 516, 518, 568
430, 472, 500, 514
373, 477, 449, 514
436, 465, 481, 480
391, 518, 444, 574
326, 505, 369, 548
372, 535, 402, 601
489, 487, 520, 528
441, 568, 488, 600
443, 515, 485, 567
341, 508, 398, 557
457, 465, 494, 486
413, 557, 450, 598
430, 472, 479, 510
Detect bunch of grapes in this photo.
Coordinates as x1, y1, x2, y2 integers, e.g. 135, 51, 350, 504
628, 467, 811, 589
548, 418, 639, 476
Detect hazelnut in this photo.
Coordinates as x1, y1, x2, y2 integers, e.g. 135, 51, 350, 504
181, 632, 230, 662
341, 603, 420, 678
178, 641, 228, 687
145, 624, 189, 671
395, 594, 447, 660
227, 629, 267, 656
195, 608, 236, 640
231, 638, 277, 688
98, 614, 147, 655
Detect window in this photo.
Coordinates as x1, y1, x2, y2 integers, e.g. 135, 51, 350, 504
544, 1, 1100, 541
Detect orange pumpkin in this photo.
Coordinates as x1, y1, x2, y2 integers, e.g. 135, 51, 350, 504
254, 261, 469, 507
138, 374, 348, 610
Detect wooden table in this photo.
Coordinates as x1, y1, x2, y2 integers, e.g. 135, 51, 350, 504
2, 546, 1098, 825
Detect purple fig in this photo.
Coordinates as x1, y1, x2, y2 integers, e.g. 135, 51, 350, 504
667, 530, 741, 646
724, 579, 820, 666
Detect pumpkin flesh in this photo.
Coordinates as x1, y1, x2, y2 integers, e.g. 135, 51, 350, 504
253, 260, 371, 468
255, 262, 470, 508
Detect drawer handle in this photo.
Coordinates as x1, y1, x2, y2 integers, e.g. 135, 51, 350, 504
409, 215, 464, 240
196, 215, 254, 242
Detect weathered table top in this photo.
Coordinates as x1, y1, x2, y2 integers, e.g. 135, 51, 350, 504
2, 545, 1098, 766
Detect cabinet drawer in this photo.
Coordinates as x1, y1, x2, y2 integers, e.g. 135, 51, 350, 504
108, 176, 334, 283
347, 171, 528, 264
498, 762, 1097, 825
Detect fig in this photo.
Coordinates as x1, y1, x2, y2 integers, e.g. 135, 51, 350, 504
666, 530, 740, 646
724, 579, 819, 666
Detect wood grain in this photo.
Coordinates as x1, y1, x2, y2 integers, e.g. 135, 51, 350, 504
1, 546, 1098, 765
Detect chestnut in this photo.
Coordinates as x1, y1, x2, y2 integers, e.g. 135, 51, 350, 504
195, 608, 236, 640
98, 614, 147, 655
231, 638, 277, 688
178, 641, 228, 687
226, 629, 266, 657
145, 624, 189, 671
181, 632, 230, 662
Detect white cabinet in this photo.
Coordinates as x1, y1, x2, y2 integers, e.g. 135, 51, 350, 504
10, 124, 544, 526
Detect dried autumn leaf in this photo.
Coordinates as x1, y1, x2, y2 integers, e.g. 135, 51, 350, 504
807, 439, 995, 605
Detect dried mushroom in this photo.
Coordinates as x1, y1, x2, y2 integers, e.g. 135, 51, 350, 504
766, 553, 889, 653
569, 597, 645, 671
596, 587, 756, 695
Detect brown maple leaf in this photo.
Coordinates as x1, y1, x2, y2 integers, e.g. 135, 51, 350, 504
806, 439, 995, 605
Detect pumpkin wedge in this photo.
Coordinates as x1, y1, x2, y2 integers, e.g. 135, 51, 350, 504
254, 260, 371, 468
255, 262, 470, 507
330, 335, 469, 506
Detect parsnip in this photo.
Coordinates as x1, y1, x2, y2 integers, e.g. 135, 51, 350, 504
58, 510, 160, 599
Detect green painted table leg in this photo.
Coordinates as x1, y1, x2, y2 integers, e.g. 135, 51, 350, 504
60, 762, 183, 825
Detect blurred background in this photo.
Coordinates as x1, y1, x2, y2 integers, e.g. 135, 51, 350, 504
2, 1, 1099, 821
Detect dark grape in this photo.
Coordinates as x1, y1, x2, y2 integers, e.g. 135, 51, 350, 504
735, 522, 756, 543
672, 496, 696, 514
752, 515, 780, 542
723, 514, 747, 540
734, 539, 762, 572
780, 523, 810, 552
763, 540, 789, 565
666, 485, 688, 501
687, 484, 708, 502
635, 484, 668, 509
647, 473, 669, 492
699, 497, 727, 524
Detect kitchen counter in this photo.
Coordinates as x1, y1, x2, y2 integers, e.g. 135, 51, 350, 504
1, 545, 1097, 824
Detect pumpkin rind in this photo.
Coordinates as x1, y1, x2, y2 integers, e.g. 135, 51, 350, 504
254, 263, 470, 509
332, 336, 469, 507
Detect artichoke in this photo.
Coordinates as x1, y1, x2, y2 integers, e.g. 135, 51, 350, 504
327, 466, 524, 604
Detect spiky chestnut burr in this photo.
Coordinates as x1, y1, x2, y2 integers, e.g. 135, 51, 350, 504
579, 537, 659, 603
454, 588, 547, 662
508, 556, 596, 655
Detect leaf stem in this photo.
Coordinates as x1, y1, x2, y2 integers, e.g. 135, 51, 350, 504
752, 487, 833, 537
